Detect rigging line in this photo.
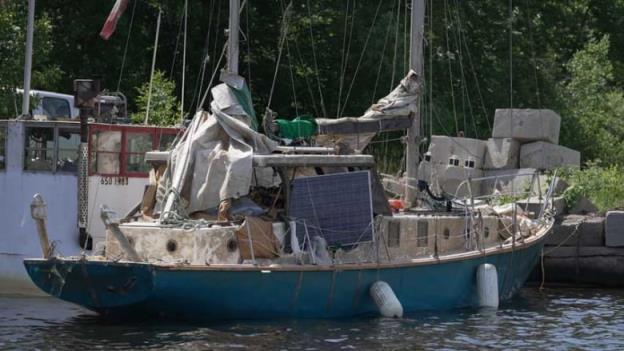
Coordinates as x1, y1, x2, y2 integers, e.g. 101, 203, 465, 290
336, 0, 352, 117
266, 1, 292, 111
403, 0, 408, 77
291, 34, 321, 117
209, 1, 222, 81
456, 11, 491, 133
428, 0, 433, 138
390, 0, 401, 90
144, 8, 162, 126
371, 1, 396, 105
339, 0, 384, 118
116, 0, 138, 92
190, 1, 215, 112
279, 0, 299, 117
525, 0, 541, 108
245, 1, 252, 94
509, 0, 514, 112
180, 0, 188, 122
305, 0, 327, 117
169, 5, 185, 79
443, 0, 459, 135
452, 0, 476, 138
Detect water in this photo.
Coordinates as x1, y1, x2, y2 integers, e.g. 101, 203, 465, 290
1, 288, 623, 350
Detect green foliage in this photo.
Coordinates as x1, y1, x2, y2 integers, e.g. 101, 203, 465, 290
0, 2, 60, 118
559, 162, 624, 213
559, 36, 624, 165
131, 70, 180, 126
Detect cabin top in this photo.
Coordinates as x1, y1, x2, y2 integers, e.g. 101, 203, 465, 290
0, 119, 179, 177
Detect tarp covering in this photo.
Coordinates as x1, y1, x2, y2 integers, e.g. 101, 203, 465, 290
159, 77, 278, 219
315, 70, 420, 151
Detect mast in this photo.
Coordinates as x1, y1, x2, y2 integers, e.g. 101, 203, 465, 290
21, 0, 35, 117
227, 0, 240, 74
405, 0, 425, 206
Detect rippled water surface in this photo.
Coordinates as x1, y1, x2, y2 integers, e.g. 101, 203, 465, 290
1, 288, 623, 350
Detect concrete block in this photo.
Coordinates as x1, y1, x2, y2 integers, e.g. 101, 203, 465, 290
484, 138, 520, 170
492, 109, 561, 144
606, 211, 624, 247
545, 215, 604, 246
440, 165, 483, 197
426, 135, 487, 169
519, 142, 581, 170
539, 246, 624, 287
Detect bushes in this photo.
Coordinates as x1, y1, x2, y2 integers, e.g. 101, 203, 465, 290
131, 70, 180, 126
559, 162, 624, 213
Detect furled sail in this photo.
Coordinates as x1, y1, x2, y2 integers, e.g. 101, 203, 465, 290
315, 70, 420, 151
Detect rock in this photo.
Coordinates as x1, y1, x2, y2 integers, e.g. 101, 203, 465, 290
606, 211, 624, 247
426, 135, 487, 169
568, 196, 599, 215
484, 138, 520, 170
545, 215, 605, 247
492, 109, 561, 144
519, 142, 581, 170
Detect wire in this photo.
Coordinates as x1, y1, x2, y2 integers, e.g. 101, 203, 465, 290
305, 0, 328, 117
116, 0, 137, 92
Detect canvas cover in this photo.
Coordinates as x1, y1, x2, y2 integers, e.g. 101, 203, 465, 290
159, 77, 278, 219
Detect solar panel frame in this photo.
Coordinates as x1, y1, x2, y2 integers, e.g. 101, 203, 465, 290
288, 171, 374, 247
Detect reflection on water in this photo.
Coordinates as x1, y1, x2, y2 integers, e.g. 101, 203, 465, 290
1, 288, 623, 350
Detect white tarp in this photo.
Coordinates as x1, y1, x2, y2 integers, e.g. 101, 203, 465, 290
159, 78, 278, 219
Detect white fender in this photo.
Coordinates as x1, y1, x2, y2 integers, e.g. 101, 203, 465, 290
370, 281, 403, 318
477, 263, 499, 308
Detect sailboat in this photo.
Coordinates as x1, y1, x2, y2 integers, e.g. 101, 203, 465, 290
22, 0, 555, 320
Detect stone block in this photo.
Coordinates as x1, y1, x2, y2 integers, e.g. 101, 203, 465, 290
545, 215, 605, 246
519, 142, 581, 170
492, 108, 561, 144
426, 135, 487, 169
484, 138, 520, 170
606, 211, 624, 247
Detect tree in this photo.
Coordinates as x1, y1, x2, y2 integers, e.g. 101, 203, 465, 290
0, 2, 60, 118
560, 35, 624, 165
131, 70, 180, 126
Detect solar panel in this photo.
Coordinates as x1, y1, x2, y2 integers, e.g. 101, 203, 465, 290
288, 171, 374, 247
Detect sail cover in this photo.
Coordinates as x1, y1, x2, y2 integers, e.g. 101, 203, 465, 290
315, 70, 421, 150
159, 77, 278, 218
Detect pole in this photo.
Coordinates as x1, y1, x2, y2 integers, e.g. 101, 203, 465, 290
227, 0, 240, 74
21, 0, 35, 117
405, 0, 425, 207
180, 0, 188, 122
144, 8, 162, 125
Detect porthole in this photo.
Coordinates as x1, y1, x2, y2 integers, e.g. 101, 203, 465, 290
227, 238, 238, 252
166, 239, 178, 253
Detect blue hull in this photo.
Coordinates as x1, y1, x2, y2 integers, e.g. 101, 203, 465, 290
23, 242, 544, 321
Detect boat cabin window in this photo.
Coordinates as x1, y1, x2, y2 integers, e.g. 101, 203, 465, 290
41, 97, 71, 119
24, 124, 80, 173
126, 133, 153, 173
0, 123, 6, 170
89, 124, 179, 177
